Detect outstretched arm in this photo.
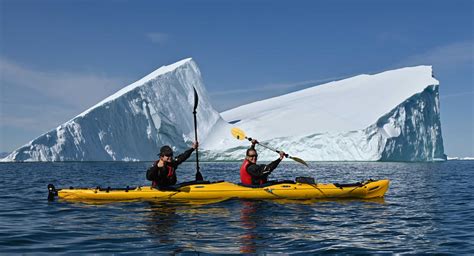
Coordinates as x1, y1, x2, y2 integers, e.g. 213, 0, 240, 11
247, 158, 281, 178
246, 164, 269, 179
263, 157, 283, 174
174, 148, 194, 165
248, 151, 284, 176
174, 142, 198, 165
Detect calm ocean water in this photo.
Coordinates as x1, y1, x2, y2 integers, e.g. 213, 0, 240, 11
0, 161, 473, 254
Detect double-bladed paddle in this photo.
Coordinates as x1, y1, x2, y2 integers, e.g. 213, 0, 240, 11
193, 87, 204, 181
231, 127, 309, 167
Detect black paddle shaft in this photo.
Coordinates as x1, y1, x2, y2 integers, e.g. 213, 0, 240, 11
193, 87, 203, 181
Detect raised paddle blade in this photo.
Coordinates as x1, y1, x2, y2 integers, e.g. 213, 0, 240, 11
289, 156, 309, 167
192, 86, 203, 181
193, 87, 199, 112
231, 127, 246, 140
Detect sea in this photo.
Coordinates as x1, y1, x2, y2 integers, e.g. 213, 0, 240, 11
0, 161, 473, 254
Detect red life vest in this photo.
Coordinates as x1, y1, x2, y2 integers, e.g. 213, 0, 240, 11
240, 160, 252, 185
240, 159, 267, 185
166, 165, 174, 177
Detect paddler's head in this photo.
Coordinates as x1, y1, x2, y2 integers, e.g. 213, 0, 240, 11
246, 148, 258, 164
159, 145, 174, 163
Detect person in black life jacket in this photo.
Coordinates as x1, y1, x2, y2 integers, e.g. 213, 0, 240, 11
240, 139, 285, 186
146, 142, 198, 188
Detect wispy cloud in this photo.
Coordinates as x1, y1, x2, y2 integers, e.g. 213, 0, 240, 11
0, 58, 129, 109
0, 58, 130, 137
396, 41, 473, 101
208, 75, 352, 112
210, 75, 349, 97
376, 31, 411, 45
440, 90, 474, 100
398, 41, 473, 69
146, 32, 169, 44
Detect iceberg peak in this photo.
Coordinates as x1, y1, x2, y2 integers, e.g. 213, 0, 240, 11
77, 57, 196, 119
1, 58, 224, 162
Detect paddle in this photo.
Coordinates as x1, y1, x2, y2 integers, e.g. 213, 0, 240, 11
193, 87, 204, 181
231, 127, 309, 167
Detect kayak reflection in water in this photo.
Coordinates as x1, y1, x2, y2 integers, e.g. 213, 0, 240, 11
146, 201, 179, 244
240, 139, 285, 186
146, 142, 198, 188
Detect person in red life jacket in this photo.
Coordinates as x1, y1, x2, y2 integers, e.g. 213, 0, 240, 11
240, 139, 285, 185
146, 142, 198, 188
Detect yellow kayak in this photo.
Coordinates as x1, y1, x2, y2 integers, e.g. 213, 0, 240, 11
49, 179, 389, 201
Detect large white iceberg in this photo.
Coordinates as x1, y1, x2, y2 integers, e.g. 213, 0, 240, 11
2, 59, 224, 161
207, 66, 446, 161
1, 59, 445, 162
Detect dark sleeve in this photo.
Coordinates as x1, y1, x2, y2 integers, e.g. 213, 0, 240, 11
146, 164, 160, 181
246, 164, 267, 179
174, 147, 195, 165
264, 158, 282, 173
246, 158, 277, 176
247, 158, 282, 178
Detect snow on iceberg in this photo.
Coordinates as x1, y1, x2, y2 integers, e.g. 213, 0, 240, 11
2, 58, 225, 161
204, 66, 446, 161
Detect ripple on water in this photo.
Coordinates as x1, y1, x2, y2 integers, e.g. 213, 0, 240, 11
0, 161, 473, 254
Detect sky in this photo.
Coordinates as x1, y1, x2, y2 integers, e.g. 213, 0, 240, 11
0, 0, 473, 157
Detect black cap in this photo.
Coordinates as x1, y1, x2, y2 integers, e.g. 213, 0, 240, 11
159, 145, 173, 156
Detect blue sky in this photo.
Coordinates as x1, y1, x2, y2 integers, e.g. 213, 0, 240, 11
0, 0, 473, 157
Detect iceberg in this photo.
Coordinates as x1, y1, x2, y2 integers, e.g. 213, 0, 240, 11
2, 58, 225, 161
447, 157, 474, 161
205, 66, 446, 162
1, 59, 446, 162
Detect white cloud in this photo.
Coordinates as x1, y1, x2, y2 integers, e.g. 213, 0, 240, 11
0, 58, 130, 148
0, 58, 129, 109
440, 90, 474, 100
398, 41, 474, 69
146, 32, 169, 44
210, 75, 349, 97
208, 75, 351, 112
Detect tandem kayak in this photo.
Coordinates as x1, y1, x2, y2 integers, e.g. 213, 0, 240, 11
48, 179, 389, 202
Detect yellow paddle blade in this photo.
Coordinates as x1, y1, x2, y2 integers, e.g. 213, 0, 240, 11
231, 127, 246, 140
289, 156, 309, 167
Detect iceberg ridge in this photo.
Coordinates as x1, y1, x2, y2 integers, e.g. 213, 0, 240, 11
2, 58, 225, 161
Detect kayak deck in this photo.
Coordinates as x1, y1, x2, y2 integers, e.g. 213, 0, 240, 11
49, 179, 389, 201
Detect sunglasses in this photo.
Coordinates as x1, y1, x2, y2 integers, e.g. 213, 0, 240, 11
247, 154, 258, 158
163, 154, 173, 157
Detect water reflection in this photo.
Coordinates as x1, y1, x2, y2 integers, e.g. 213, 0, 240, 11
239, 200, 261, 254
272, 197, 386, 205
3, 161, 471, 254
236, 198, 388, 254
146, 202, 180, 245
144, 200, 235, 253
